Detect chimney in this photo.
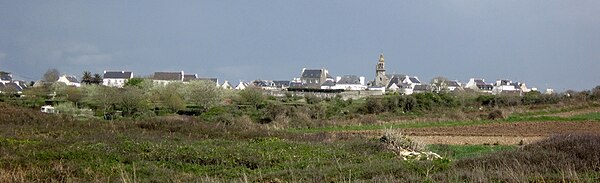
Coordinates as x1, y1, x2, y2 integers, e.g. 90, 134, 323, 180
360, 77, 365, 86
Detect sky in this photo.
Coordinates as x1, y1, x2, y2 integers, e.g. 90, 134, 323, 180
0, 1, 599, 91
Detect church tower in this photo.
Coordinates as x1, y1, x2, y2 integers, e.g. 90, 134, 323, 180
374, 53, 389, 87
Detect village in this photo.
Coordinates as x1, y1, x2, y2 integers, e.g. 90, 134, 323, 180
0, 54, 551, 99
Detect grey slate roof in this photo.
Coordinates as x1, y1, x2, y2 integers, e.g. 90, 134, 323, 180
0, 74, 11, 81
337, 75, 361, 85
273, 80, 290, 87
474, 79, 486, 85
197, 77, 218, 83
413, 84, 430, 91
153, 72, 183, 81
448, 81, 460, 87
183, 74, 197, 82
321, 80, 336, 87
103, 71, 133, 79
1, 83, 23, 91
387, 77, 400, 88
252, 80, 275, 87
409, 77, 421, 83
65, 76, 79, 83
386, 74, 406, 80
302, 69, 322, 78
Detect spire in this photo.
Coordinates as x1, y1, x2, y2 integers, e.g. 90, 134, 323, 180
379, 53, 384, 62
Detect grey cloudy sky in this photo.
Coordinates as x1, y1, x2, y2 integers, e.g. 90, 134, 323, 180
0, 1, 599, 91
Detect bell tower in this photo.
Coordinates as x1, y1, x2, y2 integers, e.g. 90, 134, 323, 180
375, 53, 388, 87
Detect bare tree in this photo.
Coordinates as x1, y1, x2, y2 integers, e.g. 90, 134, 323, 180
430, 76, 449, 92
43, 68, 60, 82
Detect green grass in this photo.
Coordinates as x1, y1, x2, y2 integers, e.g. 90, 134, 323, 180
427, 144, 516, 160
571, 112, 600, 121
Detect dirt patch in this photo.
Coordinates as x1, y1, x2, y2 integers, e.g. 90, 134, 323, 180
401, 121, 600, 137
330, 121, 600, 145
410, 136, 544, 145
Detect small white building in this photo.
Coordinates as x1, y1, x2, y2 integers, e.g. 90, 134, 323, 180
153, 71, 184, 86
235, 81, 249, 90
465, 78, 493, 93
332, 75, 367, 91
221, 81, 232, 89
102, 71, 133, 87
57, 75, 81, 87
0, 72, 12, 85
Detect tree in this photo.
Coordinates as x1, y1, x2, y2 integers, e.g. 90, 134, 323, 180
236, 88, 265, 109
117, 86, 150, 117
81, 71, 92, 85
592, 85, 600, 100
124, 78, 145, 88
82, 85, 118, 119
43, 68, 60, 82
92, 73, 103, 85
178, 80, 224, 111
149, 83, 186, 113
430, 76, 449, 93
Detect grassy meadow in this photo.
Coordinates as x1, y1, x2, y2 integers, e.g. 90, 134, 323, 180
2, 102, 600, 182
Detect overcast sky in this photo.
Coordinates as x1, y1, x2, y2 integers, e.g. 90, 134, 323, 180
1, 1, 599, 91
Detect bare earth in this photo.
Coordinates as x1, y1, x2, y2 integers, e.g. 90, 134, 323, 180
335, 121, 600, 145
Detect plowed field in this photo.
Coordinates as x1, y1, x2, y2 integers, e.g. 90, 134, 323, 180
335, 121, 600, 145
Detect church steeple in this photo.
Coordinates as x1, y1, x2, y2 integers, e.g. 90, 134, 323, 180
374, 53, 388, 87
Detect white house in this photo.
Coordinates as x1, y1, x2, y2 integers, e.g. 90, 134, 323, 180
103, 71, 133, 87
385, 74, 422, 95
491, 79, 531, 95
235, 81, 249, 90
153, 71, 184, 86
0, 72, 12, 85
465, 78, 493, 93
57, 75, 81, 87
221, 81, 232, 89
332, 75, 367, 91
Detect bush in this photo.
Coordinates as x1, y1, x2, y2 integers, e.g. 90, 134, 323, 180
487, 110, 504, 120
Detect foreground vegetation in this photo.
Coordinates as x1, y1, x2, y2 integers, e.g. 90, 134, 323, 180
1, 103, 600, 182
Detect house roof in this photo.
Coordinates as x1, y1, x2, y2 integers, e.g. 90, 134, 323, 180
413, 84, 430, 91
448, 81, 461, 87
64, 76, 79, 83
321, 80, 336, 86
183, 74, 197, 82
386, 74, 406, 80
273, 80, 290, 87
103, 71, 133, 79
252, 80, 275, 87
197, 77, 218, 83
1, 83, 23, 91
409, 77, 421, 83
0, 73, 11, 81
474, 79, 486, 85
337, 75, 361, 85
302, 69, 323, 78
153, 72, 183, 81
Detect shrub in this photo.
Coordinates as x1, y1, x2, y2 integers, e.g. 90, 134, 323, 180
487, 110, 504, 120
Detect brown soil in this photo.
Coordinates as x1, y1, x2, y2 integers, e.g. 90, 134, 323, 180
333, 121, 600, 145
400, 121, 600, 137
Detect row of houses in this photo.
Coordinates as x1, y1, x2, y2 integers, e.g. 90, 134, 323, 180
0, 72, 27, 94
2, 53, 540, 96
288, 54, 537, 96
